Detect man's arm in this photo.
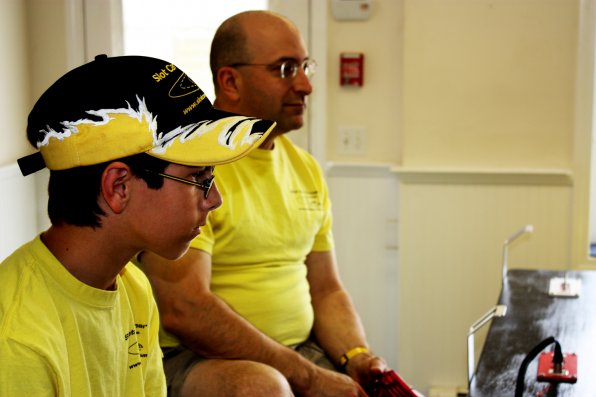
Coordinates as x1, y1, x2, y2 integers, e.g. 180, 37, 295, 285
306, 250, 387, 386
139, 248, 367, 396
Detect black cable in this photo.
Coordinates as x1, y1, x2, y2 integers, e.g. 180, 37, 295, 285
552, 339, 564, 373
514, 336, 559, 397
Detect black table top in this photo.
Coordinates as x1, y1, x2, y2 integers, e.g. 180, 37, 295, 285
469, 269, 596, 397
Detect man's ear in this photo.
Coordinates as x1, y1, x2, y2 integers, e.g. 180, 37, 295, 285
217, 66, 242, 101
100, 162, 132, 215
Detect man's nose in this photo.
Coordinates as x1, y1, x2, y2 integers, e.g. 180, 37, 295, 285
293, 67, 313, 95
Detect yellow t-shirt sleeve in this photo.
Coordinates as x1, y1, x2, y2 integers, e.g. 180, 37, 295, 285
0, 340, 56, 396
310, 162, 334, 252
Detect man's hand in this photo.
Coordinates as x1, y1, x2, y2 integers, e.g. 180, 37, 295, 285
345, 353, 387, 388
301, 366, 369, 397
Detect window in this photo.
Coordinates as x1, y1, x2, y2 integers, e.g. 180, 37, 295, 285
121, 0, 267, 101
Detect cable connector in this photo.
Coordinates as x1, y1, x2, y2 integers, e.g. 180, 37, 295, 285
537, 348, 577, 384
515, 337, 578, 397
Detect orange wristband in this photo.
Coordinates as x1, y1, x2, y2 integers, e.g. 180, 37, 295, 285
339, 347, 370, 368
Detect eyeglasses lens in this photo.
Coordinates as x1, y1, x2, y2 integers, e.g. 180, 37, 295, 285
280, 60, 316, 79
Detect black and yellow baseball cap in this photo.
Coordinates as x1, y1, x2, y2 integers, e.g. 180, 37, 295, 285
18, 54, 275, 176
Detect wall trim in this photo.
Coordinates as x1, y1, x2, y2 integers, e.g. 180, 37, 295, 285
325, 162, 573, 185
393, 166, 573, 186
326, 161, 395, 178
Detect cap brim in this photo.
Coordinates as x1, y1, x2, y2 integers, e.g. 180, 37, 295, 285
148, 108, 276, 166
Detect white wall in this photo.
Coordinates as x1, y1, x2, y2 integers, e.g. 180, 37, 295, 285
327, 0, 403, 164
325, 1, 595, 394
328, 164, 400, 369
401, 0, 576, 169
0, 164, 44, 261
0, 1, 47, 261
583, 0, 596, 246
0, 0, 30, 166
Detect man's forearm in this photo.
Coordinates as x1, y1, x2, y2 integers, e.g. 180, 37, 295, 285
310, 288, 370, 365
163, 290, 319, 391
310, 286, 388, 388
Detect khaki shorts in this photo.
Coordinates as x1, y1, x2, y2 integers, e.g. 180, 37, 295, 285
162, 339, 339, 397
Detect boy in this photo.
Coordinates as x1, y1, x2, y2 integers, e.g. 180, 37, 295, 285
0, 54, 274, 396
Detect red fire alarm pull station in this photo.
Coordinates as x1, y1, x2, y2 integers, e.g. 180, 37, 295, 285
340, 52, 364, 87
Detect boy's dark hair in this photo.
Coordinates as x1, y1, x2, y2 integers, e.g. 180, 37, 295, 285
47, 153, 169, 227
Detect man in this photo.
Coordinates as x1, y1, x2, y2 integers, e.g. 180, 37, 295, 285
138, 10, 387, 397
0, 54, 273, 396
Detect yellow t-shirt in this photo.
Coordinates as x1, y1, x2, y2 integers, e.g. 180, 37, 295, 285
190, 135, 334, 346
0, 235, 166, 397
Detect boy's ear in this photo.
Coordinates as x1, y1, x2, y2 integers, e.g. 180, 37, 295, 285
216, 66, 242, 101
100, 162, 132, 214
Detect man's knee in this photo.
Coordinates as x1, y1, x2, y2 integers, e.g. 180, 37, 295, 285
181, 359, 293, 397
230, 361, 293, 396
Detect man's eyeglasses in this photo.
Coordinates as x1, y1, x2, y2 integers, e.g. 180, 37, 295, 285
144, 169, 215, 199
230, 58, 316, 79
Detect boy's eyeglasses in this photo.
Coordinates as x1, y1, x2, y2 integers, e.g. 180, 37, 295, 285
144, 169, 214, 199
230, 58, 316, 79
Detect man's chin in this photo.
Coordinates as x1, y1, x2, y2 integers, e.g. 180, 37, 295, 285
280, 118, 305, 133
